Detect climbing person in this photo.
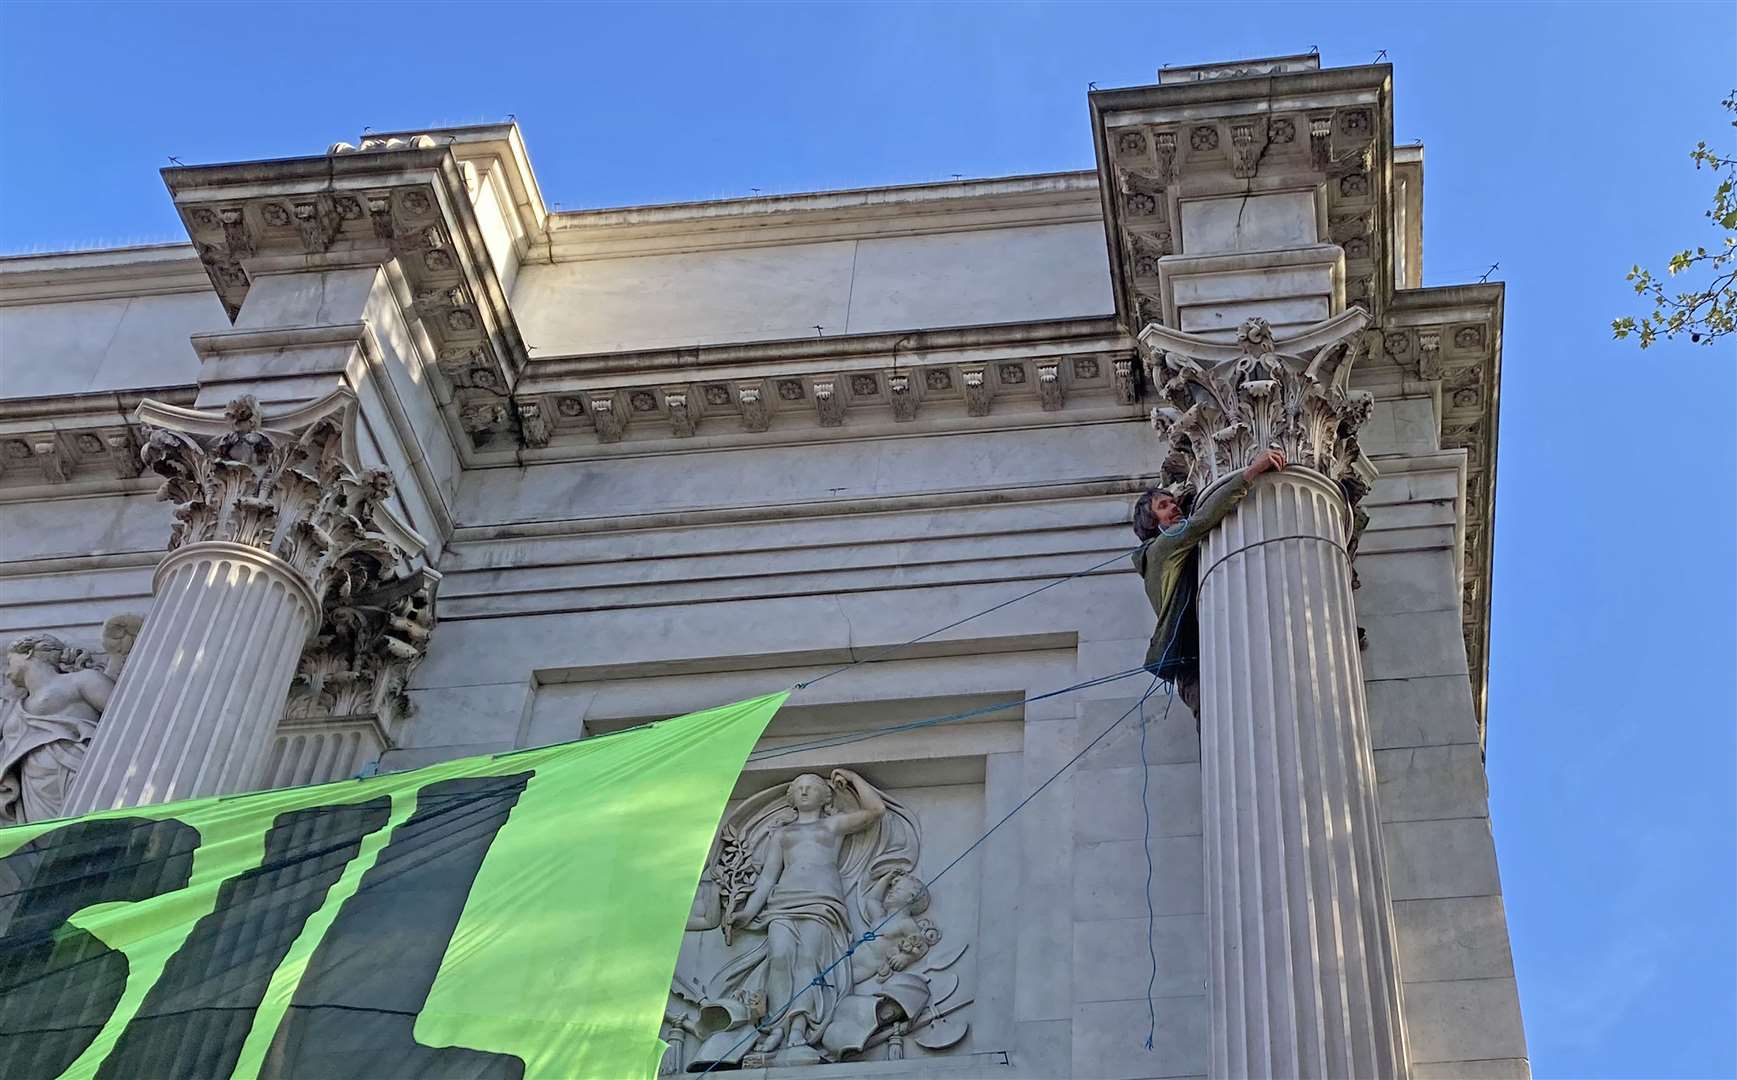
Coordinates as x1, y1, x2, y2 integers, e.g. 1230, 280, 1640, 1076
1131, 447, 1288, 717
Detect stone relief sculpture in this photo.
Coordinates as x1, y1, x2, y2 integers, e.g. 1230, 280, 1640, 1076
662, 771, 970, 1073
0, 614, 141, 824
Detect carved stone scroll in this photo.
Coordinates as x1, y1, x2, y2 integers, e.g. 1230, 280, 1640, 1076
1141, 310, 1374, 508
137, 391, 424, 618
65, 391, 428, 814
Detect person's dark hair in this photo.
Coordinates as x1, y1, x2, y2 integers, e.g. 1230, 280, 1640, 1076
1132, 485, 1195, 541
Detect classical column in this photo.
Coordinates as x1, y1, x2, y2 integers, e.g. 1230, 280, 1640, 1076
64, 390, 425, 814
1143, 312, 1410, 1079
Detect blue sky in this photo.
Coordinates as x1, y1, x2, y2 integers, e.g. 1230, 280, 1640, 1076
3, 2, 1734, 1074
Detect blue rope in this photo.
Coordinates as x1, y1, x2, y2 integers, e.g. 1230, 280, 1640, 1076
793, 543, 1145, 690
1136, 591, 1190, 1051
1138, 677, 1178, 1050
747, 665, 1151, 764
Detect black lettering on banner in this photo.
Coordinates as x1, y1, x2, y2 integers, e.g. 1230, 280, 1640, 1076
0, 818, 200, 1078
96, 797, 391, 1080
262, 773, 534, 1080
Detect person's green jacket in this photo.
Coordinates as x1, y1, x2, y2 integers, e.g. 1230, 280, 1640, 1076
1132, 473, 1253, 676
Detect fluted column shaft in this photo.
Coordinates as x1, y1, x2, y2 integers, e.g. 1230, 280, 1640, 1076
1197, 467, 1407, 1079
64, 543, 318, 813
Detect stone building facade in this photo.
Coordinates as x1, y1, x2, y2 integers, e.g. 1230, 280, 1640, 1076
0, 56, 1525, 1078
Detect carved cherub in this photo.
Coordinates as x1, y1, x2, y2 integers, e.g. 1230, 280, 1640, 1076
853, 872, 941, 984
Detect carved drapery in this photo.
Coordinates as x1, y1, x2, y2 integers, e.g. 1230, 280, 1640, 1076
0, 614, 141, 824
664, 771, 970, 1073
1141, 309, 1375, 508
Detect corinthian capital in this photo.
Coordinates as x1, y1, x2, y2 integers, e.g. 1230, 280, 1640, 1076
135, 389, 426, 621
1140, 310, 1375, 506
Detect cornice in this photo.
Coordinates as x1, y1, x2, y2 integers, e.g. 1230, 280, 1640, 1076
452, 475, 1151, 545
1090, 64, 1395, 335
0, 245, 211, 305
0, 384, 197, 496
346, 124, 549, 251
161, 145, 531, 452
498, 316, 1141, 460
1378, 282, 1503, 740
542, 172, 1102, 261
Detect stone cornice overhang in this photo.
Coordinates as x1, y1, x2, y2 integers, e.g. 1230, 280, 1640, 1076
0, 383, 197, 498
1375, 282, 1504, 742
355, 124, 548, 260
493, 315, 1142, 462
1089, 64, 1395, 333
161, 147, 531, 452
0, 245, 210, 305
543, 172, 1103, 261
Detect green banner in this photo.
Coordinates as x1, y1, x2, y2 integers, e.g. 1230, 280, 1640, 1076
0, 691, 787, 1080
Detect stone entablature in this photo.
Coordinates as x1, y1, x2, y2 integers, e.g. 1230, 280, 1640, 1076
163, 144, 531, 454
544, 172, 1102, 262
514, 323, 1139, 450
0, 386, 193, 496
1091, 64, 1395, 332
0, 53, 1527, 1079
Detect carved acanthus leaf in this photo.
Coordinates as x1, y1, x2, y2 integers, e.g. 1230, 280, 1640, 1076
137, 390, 424, 618
287, 568, 438, 738
1141, 311, 1374, 507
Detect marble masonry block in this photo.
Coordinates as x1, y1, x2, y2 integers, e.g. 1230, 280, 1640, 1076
1361, 498, 1458, 533
1394, 895, 1519, 984
1079, 693, 1199, 770
1352, 546, 1462, 617
1071, 995, 1207, 1080
0, 291, 219, 398
232, 268, 381, 330
1016, 881, 1074, 1022
1412, 1058, 1533, 1079
1375, 743, 1491, 823
1359, 609, 1471, 680
1369, 466, 1462, 507
1404, 977, 1530, 1065
1019, 718, 1076, 884
455, 421, 1153, 526
1383, 817, 1502, 901
509, 241, 857, 353
1362, 396, 1442, 457
1073, 836, 1203, 921
377, 741, 513, 771
1365, 674, 1482, 749
1178, 191, 1318, 255
1017, 717, 1077, 1023
1073, 763, 1201, 842
0, 493, 173, 564
400, 680, 533, 749
1157, 243, 1342, 340
972, 751, 1021, 1047
520, 681, 598, 748
1073, 914, 1207, 1002
1074, 639, 1162, 690
845, 222, 1113, 335
1390, 395, 1443, 455
1010, 1018, 1072, 1079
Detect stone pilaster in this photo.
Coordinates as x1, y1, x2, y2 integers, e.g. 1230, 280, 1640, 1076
1142, 312, 1410, 1079
64, 389, 425, 813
